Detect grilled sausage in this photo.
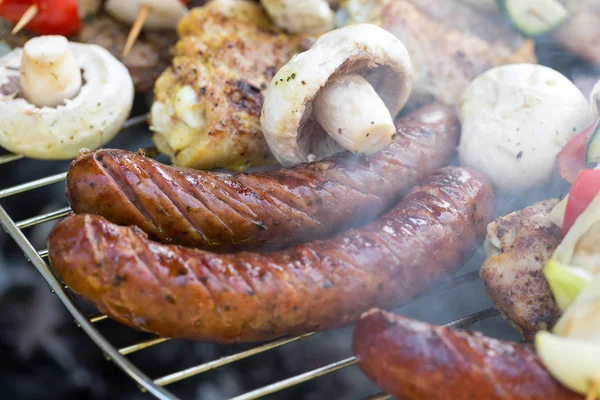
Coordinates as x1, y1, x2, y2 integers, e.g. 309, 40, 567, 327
66, 104, 459, 252
49, 167, 494, 343
353, 309, 583, 400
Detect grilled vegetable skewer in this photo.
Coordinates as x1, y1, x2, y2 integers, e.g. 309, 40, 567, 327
0, 35, 134, 159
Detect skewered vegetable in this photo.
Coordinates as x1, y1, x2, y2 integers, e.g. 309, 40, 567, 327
558, 123, 596, 183
150, 0, 309, 171
260, 0, 334, 34
504, 0, 569, 37
0, 35, 133, 159
458, 63, 592, 193
0, 0, 81, 36
261, 23, 413, 166
537, 274, 600, 398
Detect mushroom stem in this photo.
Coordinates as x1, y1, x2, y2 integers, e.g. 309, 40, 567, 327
20, 36, 82, 108
313, 74, 396, 155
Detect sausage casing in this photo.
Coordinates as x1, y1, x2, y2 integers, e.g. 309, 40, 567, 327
49, 167, 494, 343
353, 309, 583, 400
66, 104, 459, 252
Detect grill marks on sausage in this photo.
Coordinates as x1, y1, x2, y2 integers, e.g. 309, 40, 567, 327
67, 105, 460, 253
94, 154, 164, 235
50, 167, 494, 343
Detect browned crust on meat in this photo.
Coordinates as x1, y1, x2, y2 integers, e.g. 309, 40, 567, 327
67, 104, 459, 252
481, 200, 562, 342
50, 167, 494, 343
150, 4, 313, 170
354, 309, 583, 400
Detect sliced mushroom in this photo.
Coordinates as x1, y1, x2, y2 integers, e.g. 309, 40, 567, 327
260, 0, 335, 34
260, 23, 413, 166
0, 35, 134, 159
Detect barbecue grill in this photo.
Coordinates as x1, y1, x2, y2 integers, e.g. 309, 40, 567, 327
0, 114, 507, 400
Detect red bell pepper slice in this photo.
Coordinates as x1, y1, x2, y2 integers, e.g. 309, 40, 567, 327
563, 169, 600, 236
0, 0, 81, 36
557, 122, 596, 184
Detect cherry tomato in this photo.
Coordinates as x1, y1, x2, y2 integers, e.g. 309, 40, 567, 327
0, 0, 81, 36
563, 169, 600, 236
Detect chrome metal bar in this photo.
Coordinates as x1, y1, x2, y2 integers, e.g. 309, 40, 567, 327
446, 307, 500, 330
38, 249, 48, 258
418, 270, 480, 299
155, 333, 315, 387
230, 357, 358, 400
0, 172, 67, 199
0, 205, 178, 400
230, 308, 500, 400
0, 153, 24, 164
123, 114, 148, 129
120, 338, 171, 356
16, 206, 71, 229
363, 394, 392, 400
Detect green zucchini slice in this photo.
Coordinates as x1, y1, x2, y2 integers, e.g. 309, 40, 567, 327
505, 0, 569, 36
587, 119, 600, 167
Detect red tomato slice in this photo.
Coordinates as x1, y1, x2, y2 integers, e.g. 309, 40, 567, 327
563, 169, 600, 236
0, 0, 81, 36
558, 123, 596, 184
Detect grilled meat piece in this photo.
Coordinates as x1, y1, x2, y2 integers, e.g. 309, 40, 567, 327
339, 0, 536, 106
67, 104, 459, 252
49, 167, 495, 343
0, 13, 177, 93
481, 200, 562, 342
554, 1, 600, 67
150, 0, 311, 171
354, 309, 583, 400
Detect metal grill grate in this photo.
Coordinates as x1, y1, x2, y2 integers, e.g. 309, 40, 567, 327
0, 116, 501, 400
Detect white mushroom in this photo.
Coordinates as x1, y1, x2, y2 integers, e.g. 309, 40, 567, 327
20, 36, 82, 108
104, 0, 188, 30
260, 0, 335, 34
458, 63, 592, 193
0, 36, 134, 159
261, 23, 413, 167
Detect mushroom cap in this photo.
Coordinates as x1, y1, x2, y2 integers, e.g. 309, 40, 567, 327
260, 23, 413, 166
261, 0, 335, 34
458, 63, 592, 193
0, 42, 134, 159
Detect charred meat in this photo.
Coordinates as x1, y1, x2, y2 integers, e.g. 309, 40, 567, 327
49, 167, 494, 343
481, 200, 562, 342
339, 0, 537, 106
150, 0, 311, 171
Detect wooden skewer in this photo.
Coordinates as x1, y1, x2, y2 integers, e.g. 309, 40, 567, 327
11, 4, 38, 34
122, 5, 150, 58
588, 381, 598, 400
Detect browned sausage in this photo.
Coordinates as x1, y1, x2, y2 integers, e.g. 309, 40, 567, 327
66, 104, 459, 252
49, 167, 494, 343
353, 309, 583, 400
